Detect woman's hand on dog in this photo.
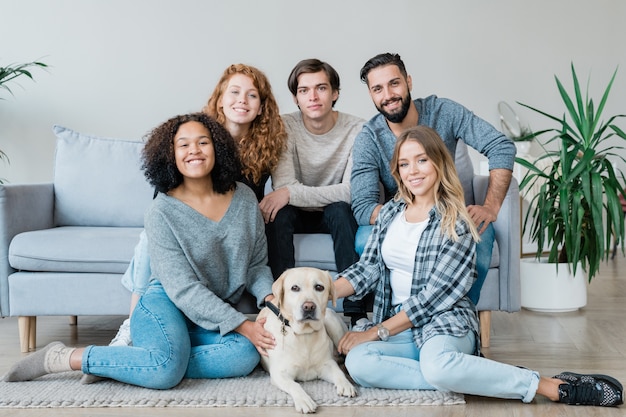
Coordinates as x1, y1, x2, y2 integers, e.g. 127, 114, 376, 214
337, 328, 378, 355
236, 318, 276, 356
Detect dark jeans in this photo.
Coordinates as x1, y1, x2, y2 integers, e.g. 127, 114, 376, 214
266, 202, 359, 283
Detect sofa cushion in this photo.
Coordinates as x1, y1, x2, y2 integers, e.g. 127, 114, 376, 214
490, 241, 499, 268
9, 226, 143, 273
53, 125, 154, 227
9, 272, 132, 316
293, 233, 337, 272
454, 140, 475, 206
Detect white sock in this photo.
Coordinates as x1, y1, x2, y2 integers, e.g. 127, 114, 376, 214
3, 341, 74, 382
44, 342, 75, 373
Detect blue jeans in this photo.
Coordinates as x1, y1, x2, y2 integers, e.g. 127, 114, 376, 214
467, 223, 494, 305
354, 225, 374, 256
81, 283, 260, 389
345, 330, 539, 402
354, 223, 495, 305
120, 230, 151, 295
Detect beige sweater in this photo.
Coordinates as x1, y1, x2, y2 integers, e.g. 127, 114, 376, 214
272, 111, 365, 208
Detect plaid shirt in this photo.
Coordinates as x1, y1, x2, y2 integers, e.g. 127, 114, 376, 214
341, 198, 480, 349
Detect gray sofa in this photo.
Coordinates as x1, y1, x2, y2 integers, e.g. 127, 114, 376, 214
0, 126, 520, 352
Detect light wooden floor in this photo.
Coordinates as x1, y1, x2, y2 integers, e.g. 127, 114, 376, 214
1, 256, 626, 417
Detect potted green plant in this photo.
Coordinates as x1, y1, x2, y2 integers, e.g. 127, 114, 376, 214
0, 60, 47, 97
511, 125, 534, 157
0, 60, 48, 179
515, 63, 626, 311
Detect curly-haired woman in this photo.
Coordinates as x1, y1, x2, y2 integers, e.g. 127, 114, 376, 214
204, 63, 286, 200
107, 64, 286, 355
4, 113, 277, 388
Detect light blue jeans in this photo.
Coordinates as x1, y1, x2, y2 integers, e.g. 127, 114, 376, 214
121, 230, 151, 295
81, 283, 260, 389
345, 330, 539, 402
354, 223, 495, 305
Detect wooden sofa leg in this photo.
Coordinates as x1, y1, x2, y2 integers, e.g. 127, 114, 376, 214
479, 310, 491, 348
18, 316, 37, 353
29, 316, 36, 351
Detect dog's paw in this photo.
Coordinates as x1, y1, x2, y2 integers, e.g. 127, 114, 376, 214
336, 379, 357, 398
293, 393, 318, 414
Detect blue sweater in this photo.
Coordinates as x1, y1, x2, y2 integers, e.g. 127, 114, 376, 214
350, 95, 516, 225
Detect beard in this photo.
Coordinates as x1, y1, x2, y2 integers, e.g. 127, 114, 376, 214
376, 93, 412, 123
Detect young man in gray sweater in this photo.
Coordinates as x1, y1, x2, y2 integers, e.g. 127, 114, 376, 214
259, 59, 366, 325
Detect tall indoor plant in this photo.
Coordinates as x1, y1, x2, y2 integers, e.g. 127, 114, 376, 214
0, 60, 47, 178
0, 61, 47, 98
516, 63, 626, 288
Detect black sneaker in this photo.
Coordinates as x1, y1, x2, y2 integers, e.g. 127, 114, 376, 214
554, 372, 623, 406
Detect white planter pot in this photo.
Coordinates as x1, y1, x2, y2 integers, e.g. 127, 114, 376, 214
520, 258, 587, 312
514, 141, 532, 157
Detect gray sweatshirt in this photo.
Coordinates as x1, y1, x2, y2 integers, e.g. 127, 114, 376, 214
272, 111, 365, 208
351, 95, 516, 225
144, 183, 273, 335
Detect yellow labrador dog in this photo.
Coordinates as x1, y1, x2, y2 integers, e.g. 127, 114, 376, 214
258, 267, 357, 413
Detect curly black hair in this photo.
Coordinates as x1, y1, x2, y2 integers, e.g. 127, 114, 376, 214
142, 112, 241, 194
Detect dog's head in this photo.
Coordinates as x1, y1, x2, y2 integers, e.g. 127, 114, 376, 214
272, 267, 336, 334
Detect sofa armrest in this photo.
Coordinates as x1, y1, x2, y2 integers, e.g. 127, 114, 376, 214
0, 183, 55, 316
472, 175, 521, 312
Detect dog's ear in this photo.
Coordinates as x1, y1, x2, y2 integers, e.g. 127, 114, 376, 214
272, 271, 287, 307
325, 270, 337, 307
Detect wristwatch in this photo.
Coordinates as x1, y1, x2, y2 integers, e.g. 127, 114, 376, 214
376, 324, 390, 342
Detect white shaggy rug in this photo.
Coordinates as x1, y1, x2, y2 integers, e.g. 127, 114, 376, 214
0, 368, 464, 408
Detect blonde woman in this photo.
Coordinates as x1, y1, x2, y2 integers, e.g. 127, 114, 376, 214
333, 125, 622, 407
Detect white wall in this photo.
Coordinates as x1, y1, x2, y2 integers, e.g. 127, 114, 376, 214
1, 0, 626, 183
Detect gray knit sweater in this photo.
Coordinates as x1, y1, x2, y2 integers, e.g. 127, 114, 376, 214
144, 183, 273, 335
272, 111, 365, 208
351, 95, 516, 225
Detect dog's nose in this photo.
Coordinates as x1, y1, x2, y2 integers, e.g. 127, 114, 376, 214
302, 301, 316, 313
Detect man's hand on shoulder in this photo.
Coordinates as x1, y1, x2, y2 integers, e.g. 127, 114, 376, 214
259, 188, 290, 223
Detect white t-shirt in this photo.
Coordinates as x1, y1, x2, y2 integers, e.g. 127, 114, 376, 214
381, 209, 428, 306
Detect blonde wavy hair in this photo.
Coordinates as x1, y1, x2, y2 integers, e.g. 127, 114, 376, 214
391, 126, 480, 242
204, 64, 286, 185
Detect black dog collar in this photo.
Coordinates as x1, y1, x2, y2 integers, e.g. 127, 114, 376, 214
265, 301, 290, 333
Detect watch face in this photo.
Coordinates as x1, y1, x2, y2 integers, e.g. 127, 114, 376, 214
377, 325, 389, 341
